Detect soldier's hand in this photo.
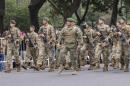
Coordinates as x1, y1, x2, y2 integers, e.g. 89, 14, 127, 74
8, 34, 11, 38
77, 45, 81, 49
83, 36, 87, 38
39, 34, 45, 37
105, 38, 109, 41
57, 43, 61, 48
114, 32, 118, 36
97, 32, 101, 36
118, 32, 122, 36
126, 40, 130, 45
102, 42, 108, 47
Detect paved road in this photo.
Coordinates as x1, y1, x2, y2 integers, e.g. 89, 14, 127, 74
0, 66, 130, 86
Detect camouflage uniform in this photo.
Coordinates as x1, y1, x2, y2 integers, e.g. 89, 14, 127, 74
38, 24, 56, 72
25, 31, 39, 68
110, 32, 122, 69
58, 25, 83, 73
120, 25, 130, 72
33, 37, 46, 71
5, 27, 21, 73
81, 27, 98, 70
94, 24, 111, 72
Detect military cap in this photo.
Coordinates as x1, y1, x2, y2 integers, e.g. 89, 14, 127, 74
30, 25, 35, 29
98, 17, 105, 22
43, 17, 49, 22
86, 21, 92, 26
67, 18, 76, 23
10, 20, 16, 24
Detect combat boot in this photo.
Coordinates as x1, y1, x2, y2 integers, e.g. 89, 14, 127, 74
22, 62, 28, 70
124, 64, 129, 72
58, 65, 64, 74
31, 64, 42, 71
4, 64, 11, 73
103, 65, 108, 72
124, 58, 129, 72
120, 64, 124, 70
88, 65, 94, 70
110, 58, 115, 67
48, 64, 54, 72
94, 63, 100, 70
72, 71, 79, 75
65, 62, 71, 70
114, 58, 120, 69
16, 63, 21, 72
40, 65, 45, 70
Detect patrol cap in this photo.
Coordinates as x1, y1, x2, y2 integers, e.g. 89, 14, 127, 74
30, 25, 35, 29
86, 21, 92, 26
118, 17, 127, 23
120, 17, 126, 21
98, 17, 105, 22
67, 18, 76, 23
10, 20, 16, 24
43, 17, 49, 22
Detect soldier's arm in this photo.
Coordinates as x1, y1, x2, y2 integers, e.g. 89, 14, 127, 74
50, 26, 56, 42
16, 27, 21, 39
34, 33, 39, 47
92, 29, 98, 37
38, 26, 43, 34
106, 25, 112, 39
127, 26, 130, 44
76, 27, 83, 45
58, 28, 65, 44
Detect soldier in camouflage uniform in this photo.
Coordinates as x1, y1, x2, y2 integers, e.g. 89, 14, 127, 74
118, 18, 130, 72
58, 18, 83, 75
38, 18, 56, 72
94, 18, 111, 72
4, 20, 21, 73
81, 23, 99, 70
109, 25, 122, 69
22, 25, 39, 70
32, 36, 46, 71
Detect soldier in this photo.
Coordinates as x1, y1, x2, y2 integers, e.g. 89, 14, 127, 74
38, 17, 56, 72
58, 18, 83, 75
94, 18, 111, 72
4, 20, 21, 73
81, 22, 99, 70
22, 25, 39, 70
109, 25, 122, 69
118, 18, 130, 72
32, 36, 46, 71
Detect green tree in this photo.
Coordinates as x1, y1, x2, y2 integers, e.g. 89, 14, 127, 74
5, 0, 30, 31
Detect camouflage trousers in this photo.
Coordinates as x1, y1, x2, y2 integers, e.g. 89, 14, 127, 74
37, 46, 46, 66
59, 46, 78, 71
26, 47, 38, 66
120, 44, 130, 71
111, 43, 121, 68
44, 44, 56, 69
80, 44, 94, 66
94, 43, 102, 65
94, 43, 109, 71
6, 43, 20, 66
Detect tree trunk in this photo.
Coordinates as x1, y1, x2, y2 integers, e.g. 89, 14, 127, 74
75, 0, 91, 25
28, 0, 46, 32
0, 16, 4, 35
0, 0, 5, 34
110, 0, 119, 26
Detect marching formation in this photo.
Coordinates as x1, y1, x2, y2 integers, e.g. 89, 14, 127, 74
0, 17, 130, 75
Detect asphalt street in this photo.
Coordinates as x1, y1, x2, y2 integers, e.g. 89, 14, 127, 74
0, 66, 130, 86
